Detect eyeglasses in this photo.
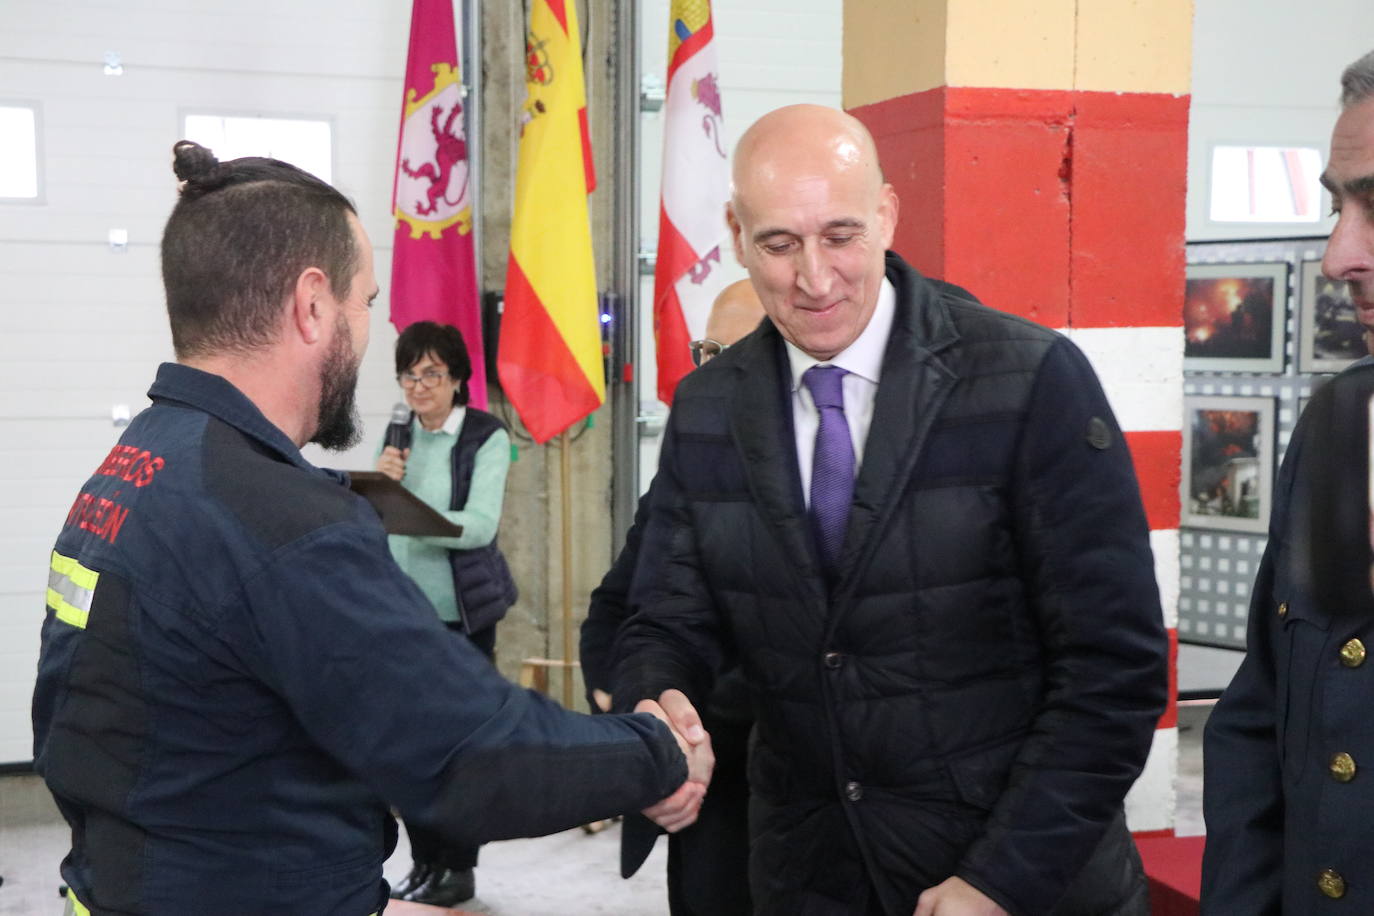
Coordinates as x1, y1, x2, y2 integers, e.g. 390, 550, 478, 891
398, 369, 450, 389
689, 338, 728, 367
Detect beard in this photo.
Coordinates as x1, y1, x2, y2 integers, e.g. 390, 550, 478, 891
311, 314, 363, 451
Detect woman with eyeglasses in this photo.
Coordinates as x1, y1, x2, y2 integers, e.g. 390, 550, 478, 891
375, 321, 517, 908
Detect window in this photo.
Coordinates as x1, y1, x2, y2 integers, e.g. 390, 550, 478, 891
181, 114, 333, 184
1209, 145, 1323, 223
0, 104, 40, 199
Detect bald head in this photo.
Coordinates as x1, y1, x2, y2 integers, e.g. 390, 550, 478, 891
704, 279, 765, 347
731, 105, 885, 209
725, 105, 898, 361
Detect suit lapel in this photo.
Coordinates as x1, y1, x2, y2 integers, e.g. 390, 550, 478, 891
729, 327, 827, 593
835, 260, 959, 594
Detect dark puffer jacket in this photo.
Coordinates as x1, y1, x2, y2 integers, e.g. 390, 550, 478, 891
614, 253, 1168, 916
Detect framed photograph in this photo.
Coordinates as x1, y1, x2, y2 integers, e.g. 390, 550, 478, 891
1182, 396, 1275, 534
1299, 259, 1365, 372
1184, 262, 1289, 373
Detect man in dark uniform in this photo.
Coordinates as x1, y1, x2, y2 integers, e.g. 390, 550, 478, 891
615, 105, 1167, 915
32, 141, 708, 916
1202, 49, 1374, 913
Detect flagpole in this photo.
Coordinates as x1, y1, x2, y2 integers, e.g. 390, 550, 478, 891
560, 429, 574, 709
462, 0, 481, 322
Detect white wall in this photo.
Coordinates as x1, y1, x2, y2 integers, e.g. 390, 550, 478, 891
1186, 0, 1372, 240
0, 0, 411, 764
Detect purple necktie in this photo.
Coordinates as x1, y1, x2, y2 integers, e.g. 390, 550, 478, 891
802, 365, 855, 573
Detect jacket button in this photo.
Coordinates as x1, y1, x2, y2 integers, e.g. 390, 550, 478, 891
1330, 752, 1357, 783
823, 651, 843, 670
1318, 868, 1346, 899
1340, 638, 1367, 668
1278, 601, 1289, 618
844, 781, 863, 802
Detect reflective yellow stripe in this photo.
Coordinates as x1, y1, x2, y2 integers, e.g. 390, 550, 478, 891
51, 552, 99, 590
47, 551, 99, 630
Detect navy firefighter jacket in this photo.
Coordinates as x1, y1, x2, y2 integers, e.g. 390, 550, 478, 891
32, 363, 686, 916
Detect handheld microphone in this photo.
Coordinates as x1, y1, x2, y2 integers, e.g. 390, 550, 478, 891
385, 403, 412, 452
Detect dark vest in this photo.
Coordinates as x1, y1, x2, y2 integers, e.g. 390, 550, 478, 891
447, 408, 517, 634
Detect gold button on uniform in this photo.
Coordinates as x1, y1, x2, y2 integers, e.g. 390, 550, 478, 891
1330, 752, 1357, 783
1318, 868, 1347, 899
1340, 638, 1366, 668
1278, 601, 1289, 618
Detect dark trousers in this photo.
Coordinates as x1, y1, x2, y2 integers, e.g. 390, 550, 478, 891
405, 622, 497, 871
666, 713, 753, 916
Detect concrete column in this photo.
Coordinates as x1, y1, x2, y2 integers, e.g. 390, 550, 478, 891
478, 0, 619, 706
843, 0, 1190, 834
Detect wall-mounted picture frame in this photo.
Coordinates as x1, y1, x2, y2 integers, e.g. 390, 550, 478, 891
1182, 395, 1275, 534
1299, 259, 1365, 372
1184, 262, 1289, 373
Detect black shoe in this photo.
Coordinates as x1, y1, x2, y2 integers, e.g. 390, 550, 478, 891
389, 862, 432, 900
406, 867, 476, 907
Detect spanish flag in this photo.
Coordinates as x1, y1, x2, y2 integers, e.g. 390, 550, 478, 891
498, 0, 603, 444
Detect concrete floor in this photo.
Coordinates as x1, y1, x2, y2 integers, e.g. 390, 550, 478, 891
380, 820, 671, 915
0, 715, 1208, 915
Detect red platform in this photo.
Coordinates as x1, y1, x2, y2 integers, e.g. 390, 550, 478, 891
1136, 834, 1204, 916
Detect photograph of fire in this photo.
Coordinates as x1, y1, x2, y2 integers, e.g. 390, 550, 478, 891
1184, 262, 1288, 373
1182, 395, 1275, 533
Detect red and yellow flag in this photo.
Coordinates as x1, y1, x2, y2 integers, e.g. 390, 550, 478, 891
498, 0, 603, 444
653, 0, 729, 404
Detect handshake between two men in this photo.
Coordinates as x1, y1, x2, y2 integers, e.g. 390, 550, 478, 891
636, 689, 716, 831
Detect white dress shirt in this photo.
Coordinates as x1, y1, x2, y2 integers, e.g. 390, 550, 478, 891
784, 278, 897, 506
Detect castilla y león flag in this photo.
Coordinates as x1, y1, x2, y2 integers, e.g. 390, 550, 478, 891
653, 0, 730, 404
498, 0, 604, 444
391, 0, 487, 409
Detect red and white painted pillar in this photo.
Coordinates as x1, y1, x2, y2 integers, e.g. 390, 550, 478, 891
843, 0, 1190, 834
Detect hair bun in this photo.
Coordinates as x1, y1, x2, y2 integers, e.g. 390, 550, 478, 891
172, 141, 219, 183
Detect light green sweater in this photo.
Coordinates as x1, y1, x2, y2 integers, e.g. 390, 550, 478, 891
381, 407, 512, 623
